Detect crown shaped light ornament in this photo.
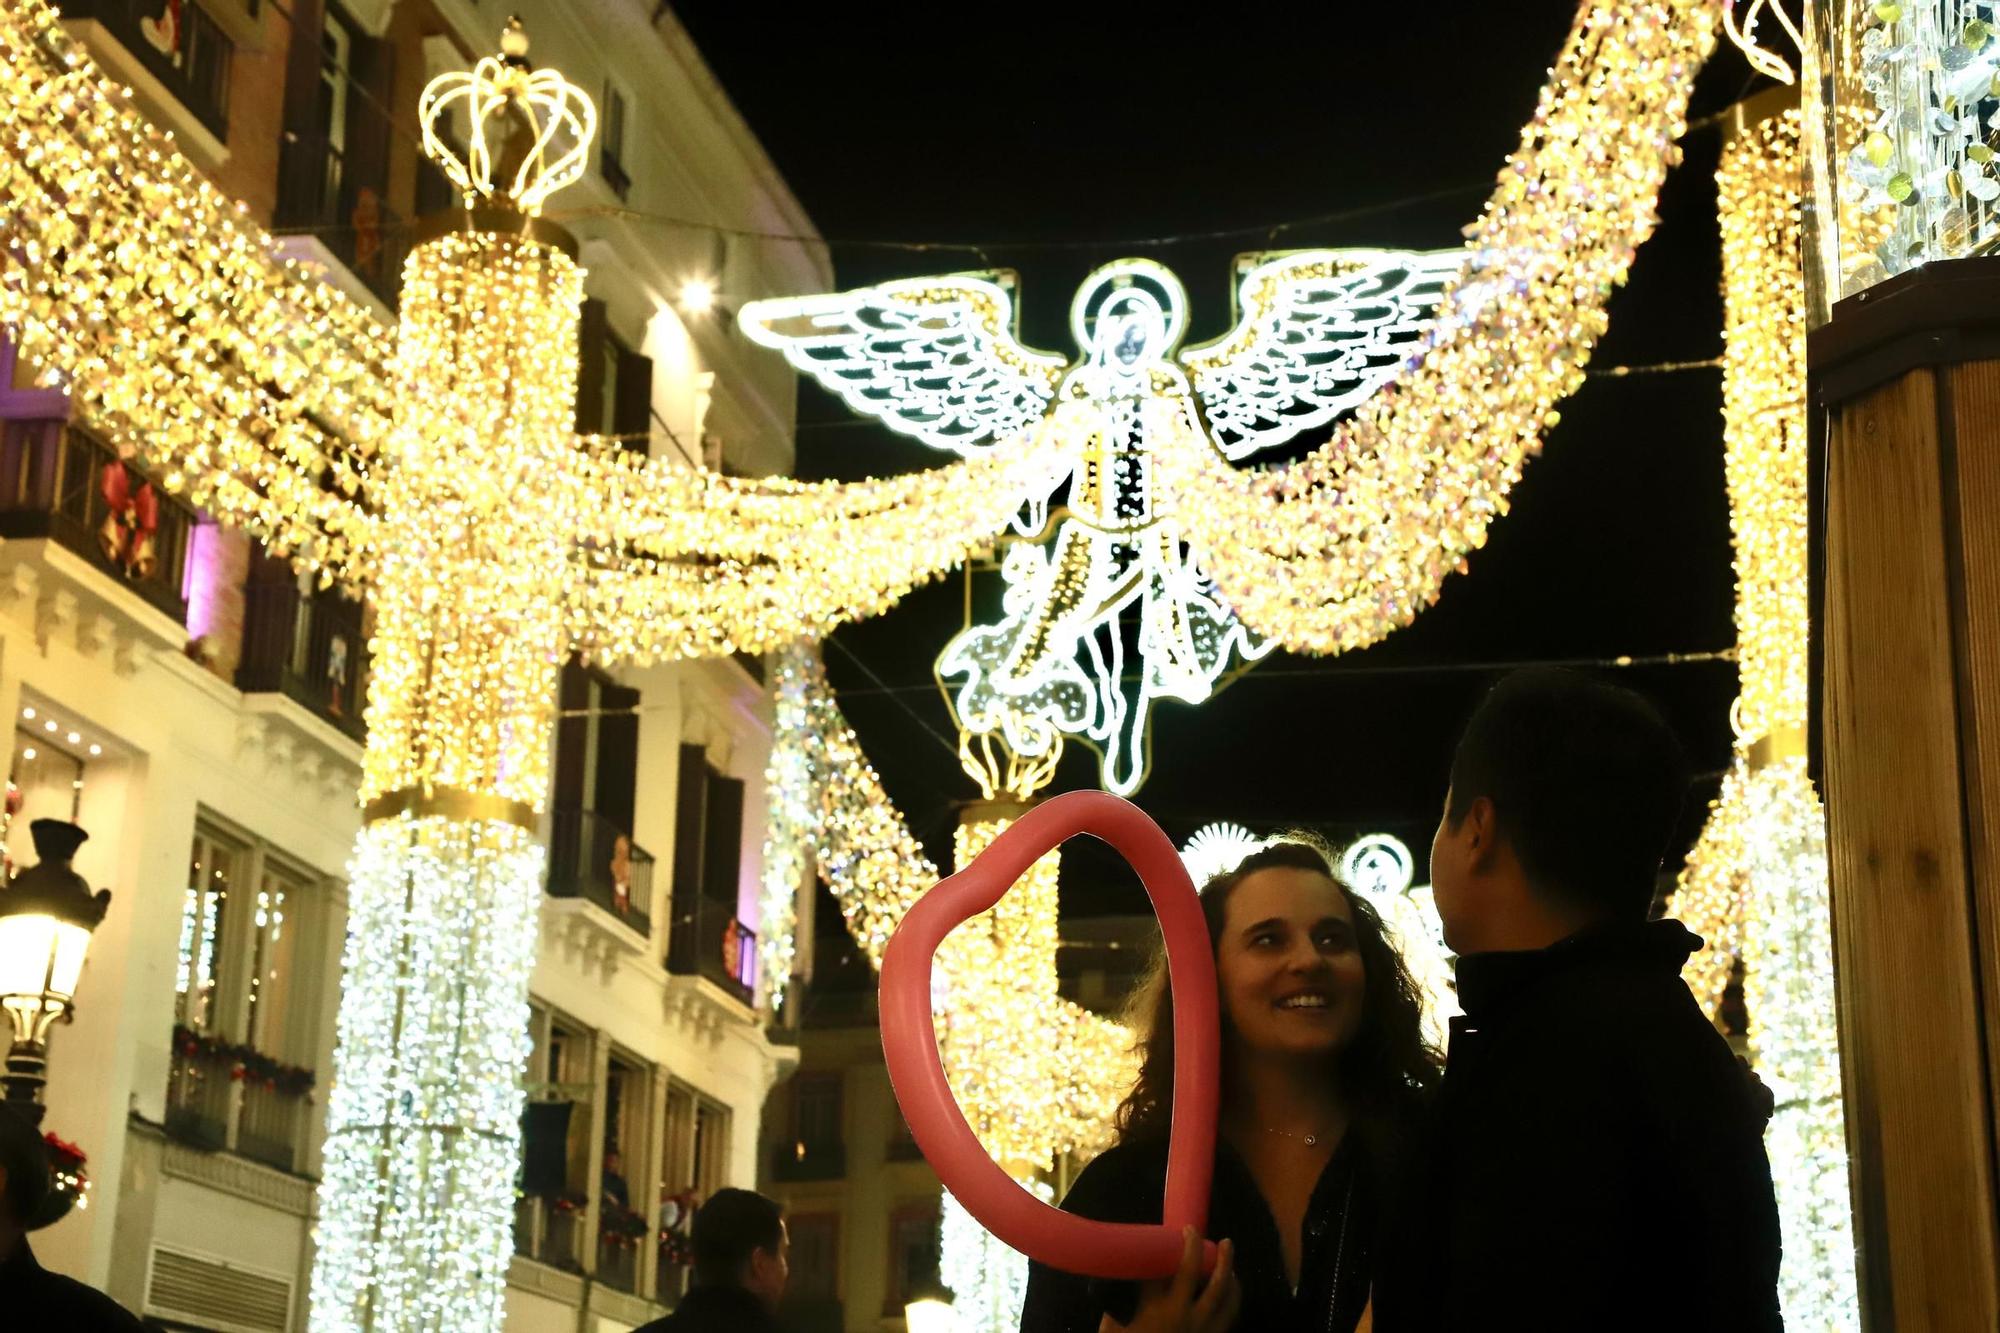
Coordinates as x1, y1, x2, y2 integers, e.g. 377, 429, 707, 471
418, 17, 596, 216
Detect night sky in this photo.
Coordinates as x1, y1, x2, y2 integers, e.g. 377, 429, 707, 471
671, 4, 1771, 918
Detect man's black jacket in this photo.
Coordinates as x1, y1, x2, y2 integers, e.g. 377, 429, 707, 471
1374, 918, 1784, 1332
633, 1284, 784, 1333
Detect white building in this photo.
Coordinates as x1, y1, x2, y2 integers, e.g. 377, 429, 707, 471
7, 1, 826, 1328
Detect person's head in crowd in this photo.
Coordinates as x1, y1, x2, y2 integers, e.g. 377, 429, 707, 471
0, 1104, 50, 1246
1430, 668, 1690, 955
690, 1188, 789, 1309
602, 1147, 623, 1178
1116, 839, 1439, 1144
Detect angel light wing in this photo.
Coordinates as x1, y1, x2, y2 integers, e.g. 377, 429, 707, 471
739, 274, 1068, 456
1181, 249, 1464, 460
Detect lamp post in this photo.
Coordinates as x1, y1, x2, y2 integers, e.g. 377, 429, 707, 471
0, 819, 110, 1127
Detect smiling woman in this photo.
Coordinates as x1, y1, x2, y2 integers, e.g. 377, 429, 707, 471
1020, 840, 1439, 1333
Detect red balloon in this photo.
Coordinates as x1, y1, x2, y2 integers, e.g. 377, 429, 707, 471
879, 790, 1220, 1280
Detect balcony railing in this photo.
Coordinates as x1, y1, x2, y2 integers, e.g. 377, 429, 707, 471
236, 1076, 310, 1172
515, 1194, 586, 1273
596, 1202, 648, 1293
61, 0, 232, 139
164, 1034, 313, 1173
0, 417, 198, 624
237, 577, 368, 740
666, 897, 756, 1005
547, 809, 654, 940
275, 132, 416, 311
770, 1139, 846, 1183
164, 1046, 232, 1151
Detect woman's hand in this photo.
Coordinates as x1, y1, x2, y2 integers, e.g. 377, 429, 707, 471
1098, 1228, 1239, 1333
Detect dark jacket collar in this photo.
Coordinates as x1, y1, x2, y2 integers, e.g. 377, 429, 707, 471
0, 1235, 39, 1279
1454, 917, 1702, 1020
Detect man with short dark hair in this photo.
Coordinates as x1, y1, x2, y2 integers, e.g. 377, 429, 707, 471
1377, 669, 1783, 1331
636, 1187, 789, 1332
0, 1105, 145, 1329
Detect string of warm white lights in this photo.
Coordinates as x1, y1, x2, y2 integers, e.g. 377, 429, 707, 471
1676, 109, 1859, 1332
308, 816, 545, 1333
1158, 0, 1720, 655
0, 0, 390, 585
310, 218, 584, 1328
568, 428, 1058, 663
758, 641, 1134, 1153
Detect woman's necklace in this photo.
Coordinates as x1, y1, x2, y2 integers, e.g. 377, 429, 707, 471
1263, 1124, 1328, 1147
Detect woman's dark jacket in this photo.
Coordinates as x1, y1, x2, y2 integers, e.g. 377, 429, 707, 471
1019, 1131, 1389, 1333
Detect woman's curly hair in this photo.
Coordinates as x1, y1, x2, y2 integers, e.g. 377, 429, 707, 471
1114, 839, 1441, 1143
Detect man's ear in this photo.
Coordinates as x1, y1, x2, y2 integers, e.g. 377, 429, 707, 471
1463, 796, 1500, 869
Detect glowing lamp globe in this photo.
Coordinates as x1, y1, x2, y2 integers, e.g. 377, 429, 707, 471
0, 820, 111, 1123
903, 1279, 957, 1333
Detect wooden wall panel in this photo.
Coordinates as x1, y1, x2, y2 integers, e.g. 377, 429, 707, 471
1944, 362, 2000, 1165
1823, 366, 2000, 1330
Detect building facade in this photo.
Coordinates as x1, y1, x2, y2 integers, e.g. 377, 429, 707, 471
6, 1, 826, 1328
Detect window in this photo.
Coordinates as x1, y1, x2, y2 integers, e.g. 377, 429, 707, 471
657, 1080, 731, 1301
667, 745, 752, 996
165, 818, 329, 1170
792, 1073, 843, 1154
8, 725, 86, 840
600, 81, 629, 196
884, 1206, 942, 1315
598, 1052, 651, 1292
516, 1006, 593, 1270
574, 301, 654, 448
786, 1213, 840, 1304
313, 10, 353, 212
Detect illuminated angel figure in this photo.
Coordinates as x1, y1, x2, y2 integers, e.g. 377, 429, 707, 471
741, 251, 1459, 794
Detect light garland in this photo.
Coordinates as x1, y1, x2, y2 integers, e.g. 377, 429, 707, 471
942, 1182, 1048, 1333
759, 643, 1136, 1331
1157, 0, 1719, 655
1677, 109, 1859, 1332
308, 815, 545, 1333
0, 0, 391, 585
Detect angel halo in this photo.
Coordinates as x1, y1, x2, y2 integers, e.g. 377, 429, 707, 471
741, 250, 1461, 795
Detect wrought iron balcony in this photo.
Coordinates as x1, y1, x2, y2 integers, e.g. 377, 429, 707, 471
61, 0, 233, 140
0, 417, 198, 625
666, 897, 756, 1006
547, 809, 654, 941
237, 574, 368, 741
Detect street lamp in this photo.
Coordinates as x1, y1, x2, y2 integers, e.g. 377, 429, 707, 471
903, 1276, 957, 1333
0, 820, 110, 1126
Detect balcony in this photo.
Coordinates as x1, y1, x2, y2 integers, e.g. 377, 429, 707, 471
275, 132, 412, 312
666, 897, 756, 1006
770, 1139, 847, 1183
0, 417, 198, 625
236, 575, 368, 741
547, 809, 654, 941
61, 0, 233, 141
596, 1201, 648, 1293
164, 1031, 314, 1173
515, 1194, 585, 1274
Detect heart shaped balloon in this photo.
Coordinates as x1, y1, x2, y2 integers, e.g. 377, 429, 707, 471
879, 790, 1219, 1280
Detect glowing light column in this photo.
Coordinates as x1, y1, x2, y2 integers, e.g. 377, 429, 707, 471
307, 27, 592, 1332
1677, 108, 1860, 1330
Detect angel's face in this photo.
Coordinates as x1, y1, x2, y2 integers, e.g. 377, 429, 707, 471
1096, 291, 1167, 372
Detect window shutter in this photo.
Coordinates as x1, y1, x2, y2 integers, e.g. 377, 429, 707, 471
671, 744, 707, 908
701, 774, 744, 904
613, 346, 653, 450
575, 297, 609, 433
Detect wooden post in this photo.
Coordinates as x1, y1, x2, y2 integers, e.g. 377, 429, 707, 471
1810, 258, 2000, 1330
